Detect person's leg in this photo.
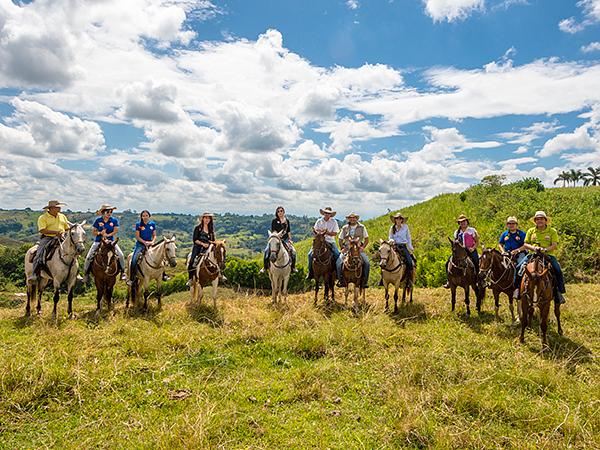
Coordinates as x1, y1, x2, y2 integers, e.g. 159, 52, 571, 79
360, 251, 370, 287
469, 250, 480, 273
83, 241, 100, 281
131, 243, 143, 276
514, 253, 530, 298
336, 254, 344, 285
548, 255, 566, 294
262, 245, 270, 272
114, 243, 126, 271
401, 246, 414, 274
307, 249, 314, 279
32, 236, 53, 279
188, 246, 201, 280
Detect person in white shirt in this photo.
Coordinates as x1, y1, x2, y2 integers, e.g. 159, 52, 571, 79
337, 212, 370, 287
388, 212, 414, 275
307, 207, 340, 280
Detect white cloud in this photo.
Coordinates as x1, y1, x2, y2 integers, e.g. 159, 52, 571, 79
497, 120, 563, 145
513, 146, 528, 154
559, 0, 600, 33
346, 0, 360, 10
538, 125, 599, 158
423, 0, 484, 22
581, 42, 600, 53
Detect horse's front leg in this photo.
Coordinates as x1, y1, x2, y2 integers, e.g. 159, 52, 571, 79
464, 286, 471, 317
393, 282, 399, 314
25, 282, 33, 317
401, 282, 407, 305
96, 284, 103, 317
384, 280, 390, 312
37, 279, 47, 316
493, 290, 500, 320
211, 278, 218, 309
508, 291, 516, 323
67, 287, 75, 319
540, 301, 551, 348
156, 280, 162, 310
52, 287, 60, 321
519, 294, 528, 343
314, 277, 319, 307
282, 272, 289, 303
554, 300, 563, 336
450, 285, 456, 312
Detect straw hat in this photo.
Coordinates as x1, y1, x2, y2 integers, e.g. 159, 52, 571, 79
456, 214, 469, 223
390, 212, 406, 223
95, 203, 116, 215
42, 200, 67, 210
319, 207, 336, 217
200, 212, 214, 218
506, 216, 518, 224
532, 210, 549, 223
345, 212, 360, 220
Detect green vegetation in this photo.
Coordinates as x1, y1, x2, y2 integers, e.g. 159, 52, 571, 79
1, 285, 598, 448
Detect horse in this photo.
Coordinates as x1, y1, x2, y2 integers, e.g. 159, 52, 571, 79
266, 231, 291, 305
479, 247, 517, 322
91, 238, 120, 317
311, 232, 336, 306
519, 251, 562, 347
189, 240, 227, 309
23, 221, 87, 320
447, 238, 482, 316
126, 237, 177, 311
377, 240, 414, 313
342, 238, 366, 312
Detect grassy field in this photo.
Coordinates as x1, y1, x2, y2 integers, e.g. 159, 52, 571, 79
0, 284, 599, 449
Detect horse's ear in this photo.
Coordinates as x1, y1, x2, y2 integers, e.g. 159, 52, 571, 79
79, 220, 86, 226
379, 238, 383, 244
114, 237, 119, 245
448, 237, 453, 244
171, 234, 176, 240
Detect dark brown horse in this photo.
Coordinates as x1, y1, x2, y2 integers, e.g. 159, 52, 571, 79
91, 238, 120, 316
447, 238, 482, 316
312, 232, 335, 306
342, 238, 365, 312
479, 247, 516, 322
519, 251, 562, 347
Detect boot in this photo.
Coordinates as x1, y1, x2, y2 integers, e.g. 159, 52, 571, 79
443, 281, 450, 289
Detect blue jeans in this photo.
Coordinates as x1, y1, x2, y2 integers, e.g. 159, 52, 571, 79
395, 243, 414, 273
131, 241, 145, 276
308, 242, 340, 275
516, 253, 566, 294
512, 251, 527, 285
336, 251, 370, 285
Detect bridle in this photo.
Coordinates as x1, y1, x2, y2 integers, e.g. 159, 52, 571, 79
268, 234, 291, 269
480, 249, 514, 290
379, 242, 403, 273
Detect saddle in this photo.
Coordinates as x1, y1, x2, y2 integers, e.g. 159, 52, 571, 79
29, 237, 61, 263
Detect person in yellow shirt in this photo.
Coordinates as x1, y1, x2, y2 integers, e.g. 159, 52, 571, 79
31, 200, 71, 280
514, 210, 566, 304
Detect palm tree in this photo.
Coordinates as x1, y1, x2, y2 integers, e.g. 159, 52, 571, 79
568, 169, 583, 186
583, 166, 600, 186
554, 171, 570, 187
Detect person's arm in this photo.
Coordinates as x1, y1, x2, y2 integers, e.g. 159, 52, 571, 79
327, 221, 339, 237
135, 229, 146, 245
362, 236, 369, 250
38, 215, 61, 236
150, 229, 156, 245
106, 225, 118, 238
338, 228, 347, 251
388, 226, 394, 241
406, 226, 414, 252
287, 220, 293, 243
523, 229, 537, 251
471, 230, 480, 251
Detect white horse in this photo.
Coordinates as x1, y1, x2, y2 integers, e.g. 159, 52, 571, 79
24, 222, 87, 319
126, 236, 177, 311
377, 240, 413, 313
189, 240, 227, 309
267, 231, 292, 304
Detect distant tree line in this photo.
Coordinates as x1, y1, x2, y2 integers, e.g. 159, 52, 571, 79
554, 167, 600, 187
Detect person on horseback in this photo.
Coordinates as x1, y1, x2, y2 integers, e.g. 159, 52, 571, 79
261, 206, 297, 273
127, 210, 156, 286
307, 207, 340, 280
30, 200, 70, 281
187, 212, 215, 285
444, 214, 480, 288
515, 211, 566, 304
336, 212, 370, 288
82, 204, 126, 283
388, 212, 414, 276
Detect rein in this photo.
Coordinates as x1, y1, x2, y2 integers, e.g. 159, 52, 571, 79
379, 244, 403, 273
142, 241, 167, 270
313, 239, 332, 266
57, 225, 85, 268
482, 253, 513, 290
269, 236, 291, 270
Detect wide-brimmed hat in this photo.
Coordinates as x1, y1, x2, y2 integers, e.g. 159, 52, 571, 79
200, 212, 214, 218
95, 203, 116, 215
346, 212, 359, 220
506, 216, 518, 224
456, 214, 469, 223
319, 207, 336, 217
532, 210, 549, 223
43, 200, 67, 210
390, 212, 407, 223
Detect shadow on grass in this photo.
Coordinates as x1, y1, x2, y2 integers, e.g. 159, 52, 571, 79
390, 302, 428, 327
13, 314, 35, 329
124, 303, 163, 323
186, 301, 224, 327
314, 298, 347, 317
530, 330, 593, 369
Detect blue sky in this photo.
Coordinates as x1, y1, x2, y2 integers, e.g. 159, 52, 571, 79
0, 0, 599, 217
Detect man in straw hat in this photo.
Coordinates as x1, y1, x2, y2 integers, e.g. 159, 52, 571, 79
30, 200, 71, 281
83, 204, 126, 282
336, 212, 370, 287
515, 211, 566, 304
307, 207, 340, 280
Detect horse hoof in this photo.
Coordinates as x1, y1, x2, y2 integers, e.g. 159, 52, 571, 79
558, 328, 563, 336
519, 337, 525, 344
68, 313, 76, 320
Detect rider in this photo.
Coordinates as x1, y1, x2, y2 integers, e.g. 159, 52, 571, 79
128, 210, 156, 286
82, 204, 127, 283
498, 216, 527, 263
187, 212, 215, 284
261, 206, 297, 273
307, 207, 340, 280
388, 212, 414, 277
30, 200, 70, 281
336, 212, 370, 288
515, 211, 566, 304
444, 214, 480, 288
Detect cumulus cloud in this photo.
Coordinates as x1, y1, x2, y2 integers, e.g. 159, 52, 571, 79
559, 0, 600, 33
538, 125, 599, 158
117, 81, 184, 123
423, 0, 484, 22
497, 120, 563, 145
581, 42, 600, 53
0, 99, 105, 157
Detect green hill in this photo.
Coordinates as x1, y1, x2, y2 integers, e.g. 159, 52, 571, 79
295, 182, 600, 287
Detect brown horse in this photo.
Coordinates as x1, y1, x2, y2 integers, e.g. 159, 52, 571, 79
479, 247, 516, 322
377, 240, 414, 313
189, 240, 227, 309
311, 232, 335, 306
91, 238, 120, 316
519, 251, 562, 347
342, 238, 365, 312
447, 238, 482, 316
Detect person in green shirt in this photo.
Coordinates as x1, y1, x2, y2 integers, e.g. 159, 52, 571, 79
514, 210, 566, 304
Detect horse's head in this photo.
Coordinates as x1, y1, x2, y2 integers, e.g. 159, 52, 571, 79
479, 246, 499, 272
98, 238, 118, 272
347, 237, 361, 257
378, 239, 394, 267
313, 231, 327, 248
67, 221, 87, 254
449, 237, 467, 260
213, 239, 227, 270
164, 235, 177, 267
267, 231, 284, 262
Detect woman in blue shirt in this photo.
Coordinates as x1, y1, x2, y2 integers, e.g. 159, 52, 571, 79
128, 210, 156, 285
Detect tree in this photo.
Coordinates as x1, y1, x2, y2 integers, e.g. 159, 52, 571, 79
480, 174, 506, 188
554, 171, 569, 187
568, 169, 583, 186
583, 166, 600, 186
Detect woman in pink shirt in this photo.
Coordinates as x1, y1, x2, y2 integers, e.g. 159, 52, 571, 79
444, 214, 480, 288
